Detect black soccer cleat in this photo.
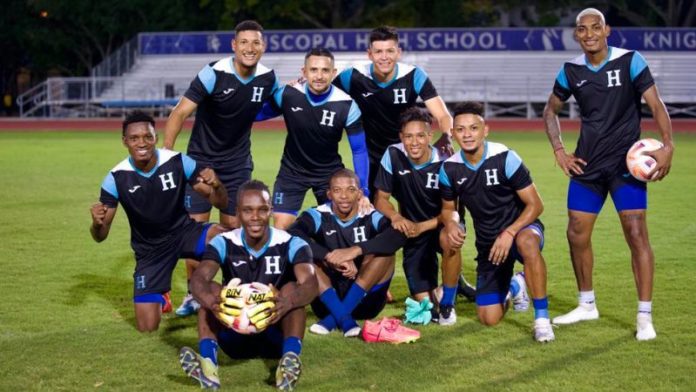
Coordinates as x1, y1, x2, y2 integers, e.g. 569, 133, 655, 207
457, 275, 476, 302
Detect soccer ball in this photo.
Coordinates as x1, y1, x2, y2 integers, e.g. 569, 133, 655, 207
626, 138, 663, 182
218, 280, 275, 335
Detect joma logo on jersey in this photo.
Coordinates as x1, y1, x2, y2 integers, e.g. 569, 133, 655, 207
159, 172, 177, 191
393, 88, 407, 104
320, 110, 336, 127
606, 69, 622, 87
225, 287, 242, 297
251, 86, 264, 102
264, 256, 281, 275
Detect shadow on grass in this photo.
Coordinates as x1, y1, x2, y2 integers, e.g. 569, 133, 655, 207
66, 272, 136, 329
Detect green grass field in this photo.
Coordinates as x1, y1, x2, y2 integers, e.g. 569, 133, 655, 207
1, 129, 695, 391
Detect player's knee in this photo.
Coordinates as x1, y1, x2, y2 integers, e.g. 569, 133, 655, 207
515, 233, 539, 257
135, 319, 160, 333
566, 223, 589, 245
478, 311, 503, 326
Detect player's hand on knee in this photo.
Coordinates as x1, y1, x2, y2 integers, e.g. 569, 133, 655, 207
488, 232, 514, 265
644, 144, 674, 181
444, 221, 466, 249
90, 203, 108, 226
391, 214, 415, 236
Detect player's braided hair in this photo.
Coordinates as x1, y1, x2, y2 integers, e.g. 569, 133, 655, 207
122, 111, 155, 136
452, 101, 485, 119
369, 26, 398, 44
399, 106, 432, 129
237, 179, 271, 205
235, 20, 263, 34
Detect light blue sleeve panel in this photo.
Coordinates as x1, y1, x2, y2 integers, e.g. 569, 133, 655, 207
101, 172, 118, 199
438, 164, 451, 187
346, 101, 361, 127
209, 235, 227, 265
505, 150, 523, 179
197, 65, 217, 94
371, 211, 385, 231
307, 208, 322, 233
181, 153, 197, 180
272, 75, 281, 94
380, 149, 392, 175
555, 66, 569, 90
338, 68, 353, 93
630, 51, 649, 81
273, 85, 285, 107
288, 236, 310, 264
413, 67, 429, 95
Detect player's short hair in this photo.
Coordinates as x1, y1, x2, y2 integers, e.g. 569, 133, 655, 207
330, 168, 360, 187
370, 26, 399, 44
452, 101, 485, 119
305, 47, 334, 62
122, 111, 155, 136
576, 8, 605, 25
235, 20, 264, 35
237, 179, 271, 206
400, 107, 432, 130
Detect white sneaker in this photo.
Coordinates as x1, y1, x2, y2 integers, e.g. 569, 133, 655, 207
552, 304, 599, 325
636, 314, 656, 341
175, 293, 200, 317
343, 326, 361, 338
511, 272, 529, 312
534, 318, 555, 342
438, 305, 457, 326
309, 323, 331, 335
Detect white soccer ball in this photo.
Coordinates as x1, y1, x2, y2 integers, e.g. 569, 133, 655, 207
218, 280, 275, 335
626, 138, 663, 182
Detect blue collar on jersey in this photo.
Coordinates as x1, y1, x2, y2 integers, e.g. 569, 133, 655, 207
370, 63, 399, 88
408, 146, 436, 169
327, 203, 361, 228
230, 57, 257, 85
304, 84, 333, 106
241, 228, 272, 258
128, 149, 160, 178
584, 46, 613, 73
460, 141, 488, 171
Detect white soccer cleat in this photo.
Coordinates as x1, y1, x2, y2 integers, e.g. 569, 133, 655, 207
552, 304, 599, 325
511, 272, 529, 312
534, 318, 555, 343
636, 314, 657, 341
175, 293, 201, 317
309, 323, 331, 335
343, 326, 361, 338
438, 305, 457, 326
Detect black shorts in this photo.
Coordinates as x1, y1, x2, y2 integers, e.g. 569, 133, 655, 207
132, 222, 211, 297
272, 169, 335, 215
185, 161, 252, 215
217, 325, 283, 359
311, 273, 391, 321
475, 220, 544, 306
403, 229, 441, 295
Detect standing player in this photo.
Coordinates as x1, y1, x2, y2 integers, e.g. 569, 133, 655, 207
440, 102, 553, 342
268, 48, 370, 229
544, 8, 673, 341
333, 25, 454, 200
89, 111, 227, 333
163, 20, 279, 316
179, 180, 318, 391
288, 169, 405, 336
373, 107, 466, 324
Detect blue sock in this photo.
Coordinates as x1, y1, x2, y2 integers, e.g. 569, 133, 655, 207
199, 338, 218, 365
342, 283, 367, 314
509, 278, 521, 297
533, 297, 549, 320
282, 337, 302, 356
319, 289, 346, 331
441, 285, 457, 306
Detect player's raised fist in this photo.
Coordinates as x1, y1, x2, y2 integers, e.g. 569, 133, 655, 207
197, 167, 221, 189
90, 203, 108, 225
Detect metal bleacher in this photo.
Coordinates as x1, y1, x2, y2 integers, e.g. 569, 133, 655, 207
18, 51, 696, 118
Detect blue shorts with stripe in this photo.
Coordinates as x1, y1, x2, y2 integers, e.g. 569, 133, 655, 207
567, 170, 647, 214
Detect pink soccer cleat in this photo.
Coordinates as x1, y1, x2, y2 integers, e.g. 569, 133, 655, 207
362, 317, 421, 344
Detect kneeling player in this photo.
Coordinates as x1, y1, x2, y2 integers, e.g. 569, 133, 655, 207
439, 102, 554, 342
289, 169, 405, 336
89, 111, 227, 332
180, 180, 318, 391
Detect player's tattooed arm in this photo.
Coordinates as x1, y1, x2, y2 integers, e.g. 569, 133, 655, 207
543, 93, 586, 176
163, 97, 197, 149
193, 167, 228, 210
89, 203, 116, 242
190, 260, 223, 313
642, 85, 674, 181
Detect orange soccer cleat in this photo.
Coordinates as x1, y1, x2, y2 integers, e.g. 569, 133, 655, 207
161, 291, 173, 313
362, 317, 421, 344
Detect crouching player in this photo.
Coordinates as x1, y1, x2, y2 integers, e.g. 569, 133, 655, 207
89, 111, 227, 332
288, 169, 405, 337
439, 102, 554, 342
180, 180, 318, 391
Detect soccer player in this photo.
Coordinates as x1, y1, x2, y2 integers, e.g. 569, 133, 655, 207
268, 48, 370, 229
179, 180, 318, 391
288, 169, 405, 336
373, 107, 466, 324
89, 111, 228, 333
163, 20, 279, 316
333, 25, 454, 200
440, 102, 554, 342
543, 8, 674, 341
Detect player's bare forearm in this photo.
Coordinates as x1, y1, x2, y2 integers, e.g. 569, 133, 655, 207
507, 184, 544, 235
209, 183, 228, 210
642, 85, 675, 180
89, 223, 110, 242
89, 203, 115, 242
374, 191, 397, 219
425, 96, 453, 136
280, 264, 318, 311
415, 217, 439, 236
190, 260, 222, 311
543, 94, 565, 152
163, 98, 196, 149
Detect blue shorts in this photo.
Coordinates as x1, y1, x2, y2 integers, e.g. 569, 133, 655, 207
185, 162, 252, 215
475, 221, 544, 307
567, 172, 647, 214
